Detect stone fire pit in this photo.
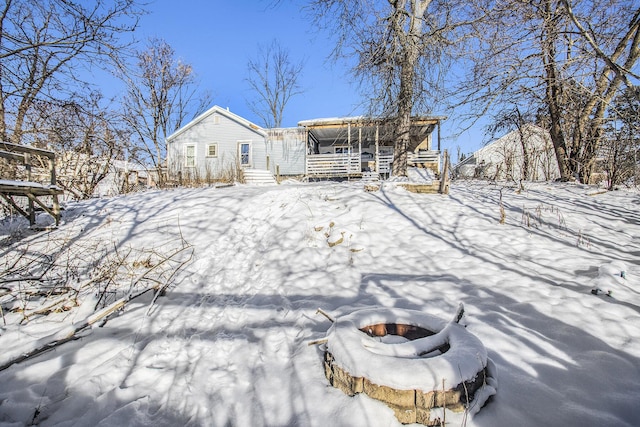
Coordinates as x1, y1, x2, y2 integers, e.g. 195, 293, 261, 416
322, 305, 497, 425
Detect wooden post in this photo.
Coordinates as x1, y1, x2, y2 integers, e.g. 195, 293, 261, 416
52, 196, 60, 225
48, 156, 57, 186
266, 155, 270, 172
276, 164, 280, 183
439, 150, 450, 195
375, 126, 380, 174
23, 153, 35, 225
25, 153, 32, 181
27, 197, 36, 226
347, 123, 352, 176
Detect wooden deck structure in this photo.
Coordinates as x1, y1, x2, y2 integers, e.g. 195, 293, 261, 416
305, 151, 441, 178
299, 116, 445, 179
0, 142, 63, 226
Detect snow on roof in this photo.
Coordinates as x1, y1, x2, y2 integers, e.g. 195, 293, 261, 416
298, 115, 446, 127
166, 105, 266, 142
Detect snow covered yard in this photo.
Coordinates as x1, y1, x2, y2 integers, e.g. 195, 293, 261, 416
0, 180, 639, 426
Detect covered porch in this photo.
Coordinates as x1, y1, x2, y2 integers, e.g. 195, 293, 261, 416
298, 116, 445, 179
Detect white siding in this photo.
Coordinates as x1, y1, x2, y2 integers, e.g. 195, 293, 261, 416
265, 128, 306, 175
167, 107, 267, 181
456, 125, 559, 181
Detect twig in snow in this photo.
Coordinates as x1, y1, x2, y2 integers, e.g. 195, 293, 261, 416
452, 302, 465, 324
307, 338, 329, 346
316, 308, 335, 323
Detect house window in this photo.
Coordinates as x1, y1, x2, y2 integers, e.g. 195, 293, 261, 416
239, 142, 251, 166
335, 146, 350, 154
185, 144, 195, 167
206, 143, 218, 157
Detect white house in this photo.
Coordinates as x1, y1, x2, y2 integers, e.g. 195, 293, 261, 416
166, 105, 270, 182
454, 124, 560, 181
166, 105, 446, 183
166, 106, 309, 183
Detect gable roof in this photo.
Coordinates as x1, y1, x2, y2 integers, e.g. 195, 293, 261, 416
456, 124, 551, 167
166, 105, 267, 142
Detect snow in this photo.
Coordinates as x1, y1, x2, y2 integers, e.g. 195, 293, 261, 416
0, 179, 60, 190
1, 178, 639, 426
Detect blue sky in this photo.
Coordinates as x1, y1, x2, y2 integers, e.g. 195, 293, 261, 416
132, 0, 485, 155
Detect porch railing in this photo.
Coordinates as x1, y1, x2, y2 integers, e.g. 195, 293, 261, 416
378, 151, 440, 174
408, 150, 440, 172
306, 153, 361, 176
306, 150, 441, 177
377, 154, 393, 174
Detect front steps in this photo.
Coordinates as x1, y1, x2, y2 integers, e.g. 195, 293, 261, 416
242, 168, 277, 185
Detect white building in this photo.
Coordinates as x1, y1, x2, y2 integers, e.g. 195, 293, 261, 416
455, 124, 559, 181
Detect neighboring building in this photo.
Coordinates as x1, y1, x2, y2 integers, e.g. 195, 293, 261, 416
93, 160, 151, 197
454, 124, 560, 181
56, 152, 152, 199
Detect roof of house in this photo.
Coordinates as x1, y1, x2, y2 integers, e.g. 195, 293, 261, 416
456, 124, 551, 167
297, 115, 446, 146
166, 105, 267, 142
297, 115, 446, 128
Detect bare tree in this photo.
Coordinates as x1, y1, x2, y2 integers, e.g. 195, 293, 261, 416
488, 107, 535, 185
119, 38, 210, 186
36, 93, 129, 199
602, 87, 640, 189
0, 0, 141, 147
457, 0, 640, 183
306, 0, 461, 176
246, 40, 304, 128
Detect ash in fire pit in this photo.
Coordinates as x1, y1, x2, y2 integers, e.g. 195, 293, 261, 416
321, 305, 497, 425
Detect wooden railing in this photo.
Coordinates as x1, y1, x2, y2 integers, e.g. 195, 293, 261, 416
408, 150, 440, 172
378, 151, 441, 174
306, 150, 441, 177
0, 142, 63, 226
377, 154, 394, 174
306, 153, 361, 177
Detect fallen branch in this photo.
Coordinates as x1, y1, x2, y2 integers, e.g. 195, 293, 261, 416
0, 237, 194, 372
0, 285, 156, 372
307, 338, 329, 347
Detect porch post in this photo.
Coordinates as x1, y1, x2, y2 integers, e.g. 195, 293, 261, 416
347, 123, 352, 174
375, 125, 380, 174
358, 127, 362, 172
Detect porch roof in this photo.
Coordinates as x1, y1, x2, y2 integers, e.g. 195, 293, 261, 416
297, 115, 446, 147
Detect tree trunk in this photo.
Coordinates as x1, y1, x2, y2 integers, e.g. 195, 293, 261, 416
391, 0, 430, 177
541, 0, 572, 181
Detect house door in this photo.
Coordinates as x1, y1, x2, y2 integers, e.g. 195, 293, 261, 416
239, 141, 251, 167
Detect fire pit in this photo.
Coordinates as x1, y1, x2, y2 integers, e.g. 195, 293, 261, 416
322, 305, 497, 425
